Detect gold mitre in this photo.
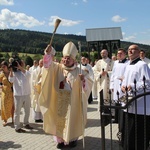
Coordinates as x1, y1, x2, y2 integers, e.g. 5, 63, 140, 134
62, 41, 78, 60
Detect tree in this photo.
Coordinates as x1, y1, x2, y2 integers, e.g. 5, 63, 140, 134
93, 51, 98, 60
0, 53, 4, 63
3, 52, 10, 62
32, 54, 42, 61
11, 51, 19, 57
24, 56, 33, 67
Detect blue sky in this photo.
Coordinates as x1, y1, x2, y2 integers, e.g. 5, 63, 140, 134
0, 0, 150, 45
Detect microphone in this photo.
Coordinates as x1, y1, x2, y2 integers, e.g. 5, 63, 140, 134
100, 68, 104, 78
103, 68, 109, 78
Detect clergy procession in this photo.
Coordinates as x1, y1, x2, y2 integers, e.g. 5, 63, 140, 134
0, 20, 150, 150
1, 40, 150, 150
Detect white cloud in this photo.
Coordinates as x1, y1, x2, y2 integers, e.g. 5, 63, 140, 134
140, 31, 147, 34
0, 21, 8, 28
111, 15, 127, 22
131, 39, 150, 45
64, 32, 82, 35
83, 0, 88, 2
136, 39, 150, 45
0, 9, 45, 29
140, 29, 150, 35
64, 32, 68, 35
71, 2, 78, 5
71, 0, 87, 5
48, 16, 82, 27
124, 35, 136, 41
139, 40, 150, 45
0, 0, 14, 5
122, 32, 125, 36
76, 32, 82, 35
123, 31, 150, 45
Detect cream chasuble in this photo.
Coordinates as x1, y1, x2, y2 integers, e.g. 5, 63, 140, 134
38, 62, 93, 142
94, 58, 113, 101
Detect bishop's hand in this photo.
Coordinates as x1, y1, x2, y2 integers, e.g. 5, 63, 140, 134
44, 44, 52, 55
79, 74, 85, 82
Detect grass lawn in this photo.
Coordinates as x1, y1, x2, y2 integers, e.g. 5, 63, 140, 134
0, 52, 38, 57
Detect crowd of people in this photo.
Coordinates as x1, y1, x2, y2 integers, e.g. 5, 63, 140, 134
0, 41, 150, 149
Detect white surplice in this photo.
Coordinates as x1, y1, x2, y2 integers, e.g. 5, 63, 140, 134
110, 59, 129, 101
121, 59, 150, 115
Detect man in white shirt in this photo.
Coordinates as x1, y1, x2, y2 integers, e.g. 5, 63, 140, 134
121, 44, 150, 150
9, 60, 33, 133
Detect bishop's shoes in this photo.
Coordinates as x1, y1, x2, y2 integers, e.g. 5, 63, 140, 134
57, 140, 77, 149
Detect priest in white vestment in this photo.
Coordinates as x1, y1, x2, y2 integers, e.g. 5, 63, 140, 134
31, 59, 43, 122
79, 56, 94, 104
94, 49, 114, 111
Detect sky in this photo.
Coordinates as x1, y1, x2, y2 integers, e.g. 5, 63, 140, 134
0, 0, 150, 45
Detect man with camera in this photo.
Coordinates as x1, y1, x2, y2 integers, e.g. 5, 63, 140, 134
9, 59, 33, 133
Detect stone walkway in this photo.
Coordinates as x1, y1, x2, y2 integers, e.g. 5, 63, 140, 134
0, 100, 120, 150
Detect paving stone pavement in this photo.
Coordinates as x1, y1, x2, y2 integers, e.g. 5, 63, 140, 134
0, 100, 121, 150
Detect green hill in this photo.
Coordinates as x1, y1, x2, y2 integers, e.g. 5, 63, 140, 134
0, 29, 150, 55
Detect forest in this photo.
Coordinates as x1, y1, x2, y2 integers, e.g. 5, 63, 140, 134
0, 29, 150, 66
0, 29, 87, 54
